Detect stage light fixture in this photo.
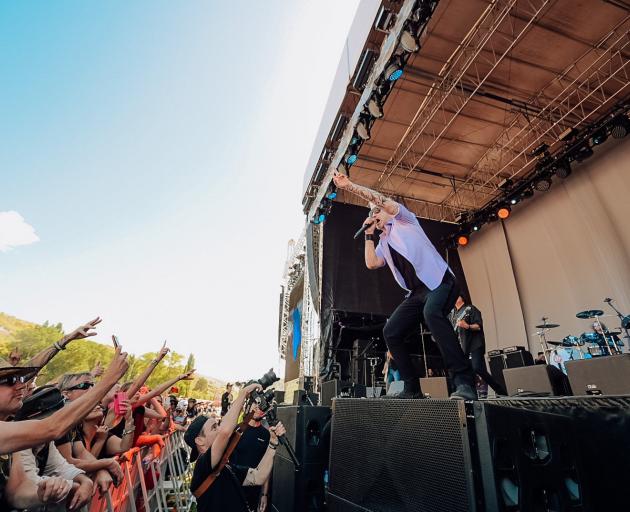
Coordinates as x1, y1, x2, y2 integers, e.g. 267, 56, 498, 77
591, 129, 608, 146
326, 191, 337, 200
356, 116, 371, 140
400, 25, 420, 53
457, 235, 469, 247
384, 56, 404, 82
574, 144, 594, 162
610, 115, 630, 139
367, 96, 384, 118
472, 225, 480, 232
534, 177, 552, 192
554, 159, 571, 179
530, 142, 549, 158
509, 197, 519, 205
521, 187, 534, 199
497, 205, 511, 219
346, 153, 358, 165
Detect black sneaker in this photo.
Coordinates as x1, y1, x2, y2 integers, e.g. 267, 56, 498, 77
449, 384, 478, 401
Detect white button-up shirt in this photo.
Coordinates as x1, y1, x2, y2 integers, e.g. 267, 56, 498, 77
375, 204, 449, 292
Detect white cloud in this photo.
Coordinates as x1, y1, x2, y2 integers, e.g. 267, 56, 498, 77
0, 211, 39, 252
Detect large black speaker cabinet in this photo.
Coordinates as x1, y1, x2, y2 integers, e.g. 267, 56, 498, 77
271, 406, 332, 512
503, 364, 571, 396
475, 396, 630, 511
488, 350, 507, 392
565, 354, 630, 395
328, 398, 477, 512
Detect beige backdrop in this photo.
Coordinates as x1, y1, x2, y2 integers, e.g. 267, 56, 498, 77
459, 138, 630, 353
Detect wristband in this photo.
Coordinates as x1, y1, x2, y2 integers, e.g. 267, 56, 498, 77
123, 427, 136, 436
53, 341, 65, 351
365, 234, 376, 242
269, 442, 279, 449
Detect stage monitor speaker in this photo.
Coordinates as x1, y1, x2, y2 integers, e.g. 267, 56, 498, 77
271, 458, 325, 512
292, 389, 319, 406
420, 377, 449, 398
274, 390, 285, 404
565, 354, 630, 395
274, 405, 331, 465
488, 350, 507, 392
475, 396, 630, 511
504, 364, 571, 396
503, 346, 534, 368
328, 398, 477, 512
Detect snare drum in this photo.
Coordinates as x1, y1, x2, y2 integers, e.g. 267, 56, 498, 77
587, 344, 604, 357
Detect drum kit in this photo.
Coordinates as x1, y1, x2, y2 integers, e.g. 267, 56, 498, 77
533, 298, 629, 374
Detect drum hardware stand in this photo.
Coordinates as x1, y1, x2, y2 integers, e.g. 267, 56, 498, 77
592, 314, 618, 355
420, 323, 430, 378
605, 298, 629, 352
535, 317, 555, 364
367, 357, 380, 397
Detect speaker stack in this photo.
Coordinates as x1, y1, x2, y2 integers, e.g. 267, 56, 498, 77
271, 405, 332, 512
327, 396, 630, 511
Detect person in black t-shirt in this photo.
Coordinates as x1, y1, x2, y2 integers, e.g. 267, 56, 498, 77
229, 404, 271, 511
186, 383, 286, 512
450, 296, 507, 396
221, 383, 233, 417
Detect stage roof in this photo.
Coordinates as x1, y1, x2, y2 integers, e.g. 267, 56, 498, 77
303, 0, 630, 222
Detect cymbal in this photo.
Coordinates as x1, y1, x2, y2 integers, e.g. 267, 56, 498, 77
535, 323, 560, 329
546, 341, 563, 346
607, 331, 622, 336
576, 309, 604, 319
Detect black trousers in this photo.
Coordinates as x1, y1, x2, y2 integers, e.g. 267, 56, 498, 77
470, 347, 507, 395
383, 273, 474, 388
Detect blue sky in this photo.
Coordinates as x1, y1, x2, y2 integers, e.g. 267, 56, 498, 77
0, 1, 359, 381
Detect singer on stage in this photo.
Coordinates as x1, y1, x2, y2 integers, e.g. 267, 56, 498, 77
333, 171, 476, 400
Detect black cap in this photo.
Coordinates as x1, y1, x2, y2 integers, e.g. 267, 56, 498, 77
15, 387, 65, 421
0, 358, 40, 380
183, 415, 208, 462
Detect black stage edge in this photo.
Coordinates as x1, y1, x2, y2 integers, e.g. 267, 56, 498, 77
328, 396, 630, 512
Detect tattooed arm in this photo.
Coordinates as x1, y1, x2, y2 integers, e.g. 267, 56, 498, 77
332, 171, 399, 216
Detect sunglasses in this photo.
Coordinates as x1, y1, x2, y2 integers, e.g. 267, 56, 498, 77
0, 375, 27, 386
67, 381, 95, 391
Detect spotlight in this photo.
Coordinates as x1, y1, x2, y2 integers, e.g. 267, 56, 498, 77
610, 115, 630, 139
497, 206, 511, 219
326, 188, 337, 200
534, 177, 552, 192
345, 136, 362, 165
312, 211, 326, 225
574, 144, 593, 162
400, 24, 420, 53
472, 225, 480, 232
591, 129, 608, 146
530, 142, 549, 158
457, 235, 469, 247
346, 153, 358, 165
554, 159, 571, 179
509, 197, 519, 205
367, 94, 384, 118
356, 116, 371, 140
384, 56, 404, 82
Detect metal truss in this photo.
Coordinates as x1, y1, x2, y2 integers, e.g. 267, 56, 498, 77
376, 0, 553, 205
438, 21, 630, 218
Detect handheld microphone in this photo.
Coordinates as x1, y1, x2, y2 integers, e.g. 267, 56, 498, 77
353, 223, 373, 240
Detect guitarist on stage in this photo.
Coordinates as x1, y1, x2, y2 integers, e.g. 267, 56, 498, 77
450, 295, 507, 397
185, 383, 286, 512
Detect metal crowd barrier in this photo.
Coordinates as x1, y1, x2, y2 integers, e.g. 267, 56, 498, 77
87, 431, 194, 512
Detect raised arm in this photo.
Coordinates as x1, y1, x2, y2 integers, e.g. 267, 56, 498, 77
26, 317, 102, 369
134, 370, 195, 406
0, 347, 128, 455
125, 343, 170, 399
332, 171, 399, 216
210, 383, 262, 468
242, 423, 286, 487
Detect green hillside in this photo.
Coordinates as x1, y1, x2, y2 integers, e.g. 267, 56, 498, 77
0, 312, 223, 401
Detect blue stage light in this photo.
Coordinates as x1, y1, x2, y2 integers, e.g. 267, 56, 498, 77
388, 68, 403, 81
318, 213, 326, 223
326, 192, 337, 200
346, 154, 358, 165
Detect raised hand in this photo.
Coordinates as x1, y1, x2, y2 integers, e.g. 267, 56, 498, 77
90, 361, 104, 378
63, 317, 102, 345
102, 346, 129, 384
179, 369, 196, 381
269, 421, 286, 443
157, 340, 170, 360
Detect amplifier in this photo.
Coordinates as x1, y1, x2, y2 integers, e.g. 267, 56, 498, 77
292, 389, 319, 406
503, 364, 571, 396
503, 346, 534, 368
565, 354, 630, 395
320, 380, 353, 406
328, 398, 477, 511
488, 350, 507, 392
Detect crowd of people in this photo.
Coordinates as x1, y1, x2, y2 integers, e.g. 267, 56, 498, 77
1, 317, 285, 512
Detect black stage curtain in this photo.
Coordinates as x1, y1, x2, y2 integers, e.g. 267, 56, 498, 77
319, 202, 468, 377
